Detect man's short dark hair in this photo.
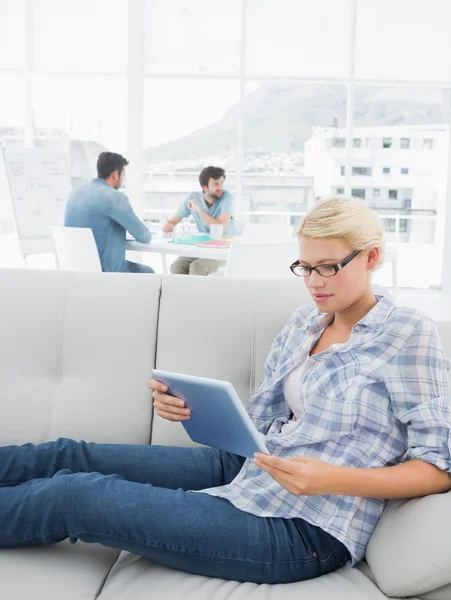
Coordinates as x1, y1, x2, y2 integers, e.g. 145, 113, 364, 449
97, 152, 129, 180
199, 166, 226, 188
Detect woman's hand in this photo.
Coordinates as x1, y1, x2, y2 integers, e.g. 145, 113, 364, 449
148, 379, 191, 422
253, 453, 340, 496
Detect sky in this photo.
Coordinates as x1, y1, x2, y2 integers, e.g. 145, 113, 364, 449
1, 0, 451, 152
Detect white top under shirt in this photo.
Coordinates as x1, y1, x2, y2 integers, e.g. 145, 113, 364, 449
280, 358, 309, 435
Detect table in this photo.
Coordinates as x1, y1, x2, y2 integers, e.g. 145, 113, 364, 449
126, 236, 229, 273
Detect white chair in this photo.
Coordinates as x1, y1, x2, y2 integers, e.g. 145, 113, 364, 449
231, 218, 245, 235
241, 222, 294, 240
49, 226, 102, 273
224, 238, 299, 278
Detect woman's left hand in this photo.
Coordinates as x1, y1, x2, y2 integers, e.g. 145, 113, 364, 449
253, 453, 341, 496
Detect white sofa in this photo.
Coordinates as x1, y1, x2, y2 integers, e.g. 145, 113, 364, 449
0, 268, 450, 600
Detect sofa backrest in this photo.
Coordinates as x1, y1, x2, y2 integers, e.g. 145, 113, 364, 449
0, 269, 311, 449
0, 269, 160, 446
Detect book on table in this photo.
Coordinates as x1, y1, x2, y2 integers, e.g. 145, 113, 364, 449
171, 234, 213, 245
195, 239, 231, 249
171, 235, 231, 249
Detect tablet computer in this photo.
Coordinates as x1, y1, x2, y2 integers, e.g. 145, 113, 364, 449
152, 369, 268, 458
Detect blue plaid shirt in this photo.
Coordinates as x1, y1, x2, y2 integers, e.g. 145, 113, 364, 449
199, 296, 451, 564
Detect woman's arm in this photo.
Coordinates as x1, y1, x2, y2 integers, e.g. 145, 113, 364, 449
253, 454, 451, 498
334, 459, 451, 498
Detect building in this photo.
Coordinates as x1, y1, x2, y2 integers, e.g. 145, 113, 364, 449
304, 124, 448, 245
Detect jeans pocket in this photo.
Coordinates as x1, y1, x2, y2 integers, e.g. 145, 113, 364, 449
292, 518, 321, 560
292, 518, 350, 572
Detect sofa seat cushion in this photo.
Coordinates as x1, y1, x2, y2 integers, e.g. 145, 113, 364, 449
98, 552, 388, 600
0, 541, 120, 600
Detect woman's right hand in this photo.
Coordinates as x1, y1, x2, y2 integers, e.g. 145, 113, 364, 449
148, 379, 191, 422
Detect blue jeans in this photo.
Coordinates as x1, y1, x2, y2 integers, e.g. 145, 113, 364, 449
125, 260, 154, 274
0, 438, 350, 583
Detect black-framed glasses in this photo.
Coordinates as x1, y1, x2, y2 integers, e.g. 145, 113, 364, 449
290, 249, 362, 278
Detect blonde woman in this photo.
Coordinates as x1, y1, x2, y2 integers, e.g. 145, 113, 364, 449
1, 197, 450, 584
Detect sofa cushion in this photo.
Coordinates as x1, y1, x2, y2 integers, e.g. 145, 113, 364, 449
0, 541, 119, 600
99, 552, 388, 600
0, 269, 160, 445
366, 491, 451, 597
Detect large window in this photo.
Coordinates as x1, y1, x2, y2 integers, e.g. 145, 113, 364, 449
143, 78, 239, 215
145, 0, 241, 75
355, 0, 451, 81
32, 76, 127, 183
32, 0, 128, 73
0, 75, 26, 129
350, 86, 449, 288
246, 0, 352, 77
1, 0, 451, 290
243, 83, 346, 221
0, 0, 26, 69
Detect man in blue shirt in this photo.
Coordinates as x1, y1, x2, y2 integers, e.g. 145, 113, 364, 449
163, 166, 234, 275
64, 152, 154, 273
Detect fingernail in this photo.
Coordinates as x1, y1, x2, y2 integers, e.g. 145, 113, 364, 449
179, 401, 184, 407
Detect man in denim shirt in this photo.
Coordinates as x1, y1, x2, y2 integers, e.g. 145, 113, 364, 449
64, 152, 154, 273
163, 166, 234, 276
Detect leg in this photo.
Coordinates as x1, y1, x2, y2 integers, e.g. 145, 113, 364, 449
0, 438, 244, 491
170, 256, 196, 274
0, 471, 349, 583
125, 260, 155, 274
161, 254, 168, 273
189, 258, 227, 276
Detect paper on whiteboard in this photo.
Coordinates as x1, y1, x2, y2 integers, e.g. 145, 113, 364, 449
4, 150, 71, 239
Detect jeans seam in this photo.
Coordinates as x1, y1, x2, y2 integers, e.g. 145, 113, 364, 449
0, 529, 69, 546
57, 530, 321, 566
316, 543, 349, 565
0, 479, 27, 485
0, 530, 346, 567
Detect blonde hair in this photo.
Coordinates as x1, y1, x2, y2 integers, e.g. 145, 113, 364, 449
297, 196, 385, 268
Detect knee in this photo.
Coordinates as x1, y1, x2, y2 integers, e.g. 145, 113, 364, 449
137, 264, 154, 274
189, 260, 208, 276
170, 261, 188, 275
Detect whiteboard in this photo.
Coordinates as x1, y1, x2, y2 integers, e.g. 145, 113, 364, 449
2, 148, 72, 255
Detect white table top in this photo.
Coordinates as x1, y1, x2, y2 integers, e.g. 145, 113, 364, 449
126, 236, 230, 261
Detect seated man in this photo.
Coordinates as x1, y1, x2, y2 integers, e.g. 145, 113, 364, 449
64, 152, 154, 274
163, 166, 234, 276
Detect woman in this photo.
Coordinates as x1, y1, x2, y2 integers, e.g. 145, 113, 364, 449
0, 197, 450, 584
